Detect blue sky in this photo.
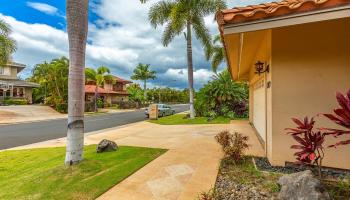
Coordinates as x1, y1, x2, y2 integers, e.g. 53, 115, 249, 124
0, 0, 270, 89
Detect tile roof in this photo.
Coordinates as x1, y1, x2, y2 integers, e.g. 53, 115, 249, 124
217, 0, 350, 26
85, 85, 130, 95
112, 75, 132, 84
85, 85, 118, 94
0, 79, 39, 88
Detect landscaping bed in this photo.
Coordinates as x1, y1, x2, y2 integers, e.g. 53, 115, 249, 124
0, 145, 166, 200
209, 157, 350, 200
148, 114, 231, 125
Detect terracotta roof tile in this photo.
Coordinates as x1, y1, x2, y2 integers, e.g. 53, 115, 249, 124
112, 75, 132, 84
217, 0, 350, 26
85, 85, 118, 94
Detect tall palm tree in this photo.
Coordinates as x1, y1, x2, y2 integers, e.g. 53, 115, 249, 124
65, 0, 89, 165
206, 35, 225, 73
0, 19, 16, 65
148, 0, 226, 119
131, 63, 156, 100
85, 66, 115, 112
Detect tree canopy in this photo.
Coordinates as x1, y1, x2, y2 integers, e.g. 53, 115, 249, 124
0, 19, 16, 65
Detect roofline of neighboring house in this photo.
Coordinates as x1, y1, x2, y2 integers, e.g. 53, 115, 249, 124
4, 62, 26, 73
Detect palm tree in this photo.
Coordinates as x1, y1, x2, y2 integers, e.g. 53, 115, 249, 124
65, 0, 89, 165
148, 0, 226, 119
85, 66, 115, 112
206, 35, 225, 73
131, 63, 156, 100
0, 19, 16, 65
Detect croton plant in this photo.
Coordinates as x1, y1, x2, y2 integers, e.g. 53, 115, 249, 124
286, 89, 350, 177
286, 117, 325, 169
323, 89, 350, 147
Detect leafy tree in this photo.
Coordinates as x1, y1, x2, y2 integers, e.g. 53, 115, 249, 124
131, 63, 156, 100
65, 0, 89, 165
195, 70, 248, 119
85, 66, 115, 112
127, 83, 145, 108
147, 87, 189, 103
206, 35, 225, 73
147, 0, 226, 119
0, 19, 16, 65
29, 57, 69, 110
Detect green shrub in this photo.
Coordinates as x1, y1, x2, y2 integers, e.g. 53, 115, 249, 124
97, 98, 104, 108
55, 103, 68, 113
195, 70, 248, 118
3, 99, 28, 105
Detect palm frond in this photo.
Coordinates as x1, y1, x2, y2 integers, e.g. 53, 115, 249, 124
149, 1, 175, 28
192, 14, 211, 55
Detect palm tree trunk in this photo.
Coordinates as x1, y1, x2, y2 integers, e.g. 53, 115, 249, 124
186, 21, 195, 119
94, 84, 98, 112
144, 79, 147, 102
65, 0, 89, 165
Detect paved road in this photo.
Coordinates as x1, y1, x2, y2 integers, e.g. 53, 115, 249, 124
0, 104, 188, 150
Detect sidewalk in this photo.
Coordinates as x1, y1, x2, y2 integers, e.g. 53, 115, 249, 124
10, 121, 264, 200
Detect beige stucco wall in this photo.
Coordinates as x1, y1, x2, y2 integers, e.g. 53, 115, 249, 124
270, 17, 350, 169
25, 88, 33, 104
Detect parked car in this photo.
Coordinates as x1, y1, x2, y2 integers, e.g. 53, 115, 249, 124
145, 104, 175, 118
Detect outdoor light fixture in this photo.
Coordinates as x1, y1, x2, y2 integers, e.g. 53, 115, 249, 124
254, 61, 269, 76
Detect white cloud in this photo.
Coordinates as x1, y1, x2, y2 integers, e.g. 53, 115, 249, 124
1, 0, 273, 88
26, 2, 59, 16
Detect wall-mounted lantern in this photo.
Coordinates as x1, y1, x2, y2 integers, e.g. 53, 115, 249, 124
254, 61, 269, 76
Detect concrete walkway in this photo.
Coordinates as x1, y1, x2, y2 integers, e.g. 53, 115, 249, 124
9, 120, 264, 200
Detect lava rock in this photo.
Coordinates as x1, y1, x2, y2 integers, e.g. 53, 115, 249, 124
96, 139, 118, 153
278, 170, 330, 200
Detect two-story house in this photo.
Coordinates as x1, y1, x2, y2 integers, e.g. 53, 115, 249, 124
0, 62, 39, 104
85, 75, 132, 105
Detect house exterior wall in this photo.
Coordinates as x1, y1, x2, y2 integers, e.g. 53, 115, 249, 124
0, 66, 16, 79
24, 88, 33, 104
270, 18, 350, 169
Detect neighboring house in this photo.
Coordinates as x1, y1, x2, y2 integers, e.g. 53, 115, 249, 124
217, 0, 350, 170
85, 75, 132, 105
0, 62, 39, 103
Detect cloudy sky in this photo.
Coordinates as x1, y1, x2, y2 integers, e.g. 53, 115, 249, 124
0, 0, 269, 89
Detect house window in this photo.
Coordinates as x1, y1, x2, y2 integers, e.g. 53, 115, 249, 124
0, 67, 4, 75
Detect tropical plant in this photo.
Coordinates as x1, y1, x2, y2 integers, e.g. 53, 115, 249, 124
206, 35, 225, 73
195, 70, 248, 118
215, 130, 249, 163
323, 89, 350, 147
65, 0, 89, 165
148, 0, 227, 118
85, 66, 115, 112
127, 83, 145, 108
286, 117, 326, 178
146, 87, 189, 103
29, 57, 69, 109
131, 63, 156, 100
0, 19, 16, 65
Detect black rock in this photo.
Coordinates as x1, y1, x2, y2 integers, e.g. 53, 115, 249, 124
96, 139, 118, 153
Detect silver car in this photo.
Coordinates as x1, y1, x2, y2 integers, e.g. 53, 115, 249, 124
145, 104, 175, 118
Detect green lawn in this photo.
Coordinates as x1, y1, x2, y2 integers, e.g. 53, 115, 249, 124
148, 114, 232, 125
0, 145, 166, 200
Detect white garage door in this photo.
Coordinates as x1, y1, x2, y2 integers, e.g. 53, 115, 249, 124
253, 79, 266, 141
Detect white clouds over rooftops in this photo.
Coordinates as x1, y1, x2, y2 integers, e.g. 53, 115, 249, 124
26, 2, 60, 16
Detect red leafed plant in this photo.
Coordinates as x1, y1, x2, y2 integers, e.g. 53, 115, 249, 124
323, 89, 350, 147
286, 117, 326, 178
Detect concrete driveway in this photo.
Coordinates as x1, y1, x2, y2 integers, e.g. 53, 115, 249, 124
0, 105, 65, 124
9, 120, 264, 200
